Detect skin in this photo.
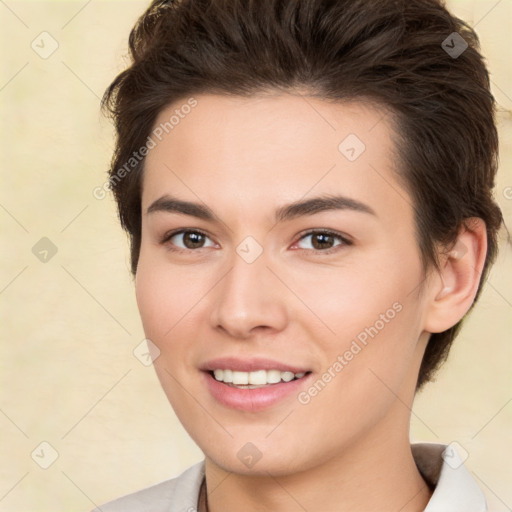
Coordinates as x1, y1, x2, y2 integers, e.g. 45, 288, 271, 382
135, 92, 487, 512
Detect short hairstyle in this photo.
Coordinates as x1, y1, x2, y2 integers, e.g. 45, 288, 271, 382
102, 0, 503, 392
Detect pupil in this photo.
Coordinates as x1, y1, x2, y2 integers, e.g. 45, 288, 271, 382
184, 232, 204, 249
312, 233, 333, 250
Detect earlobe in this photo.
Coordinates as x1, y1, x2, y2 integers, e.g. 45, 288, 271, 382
423, 218, 488, 334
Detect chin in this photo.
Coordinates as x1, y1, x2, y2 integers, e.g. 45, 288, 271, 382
208, 453, 300, 477
203, 439, 320, 477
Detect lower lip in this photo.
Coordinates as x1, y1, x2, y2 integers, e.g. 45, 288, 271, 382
202, 371, 312, 412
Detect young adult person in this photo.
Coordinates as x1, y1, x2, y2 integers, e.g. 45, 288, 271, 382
94, 0, 504, 510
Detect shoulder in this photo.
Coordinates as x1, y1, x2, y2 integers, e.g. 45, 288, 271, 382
90, 460, 205, 512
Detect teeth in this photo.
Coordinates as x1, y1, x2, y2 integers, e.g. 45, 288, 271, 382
248, 369, 266, 385
281, 371, 294, 382
267, 369, 281, 384
232, 371, 249, 385
211, 369, 307, 386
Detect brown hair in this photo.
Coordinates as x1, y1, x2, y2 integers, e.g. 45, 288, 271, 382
102, 0, 503, 392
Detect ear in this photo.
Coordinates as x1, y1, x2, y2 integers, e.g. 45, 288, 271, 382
422, 218, 488, 334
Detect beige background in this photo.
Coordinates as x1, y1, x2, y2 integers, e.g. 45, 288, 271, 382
0, 1, 511, 510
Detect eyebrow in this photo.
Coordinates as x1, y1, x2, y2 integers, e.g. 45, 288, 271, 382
146, 194, 377, 223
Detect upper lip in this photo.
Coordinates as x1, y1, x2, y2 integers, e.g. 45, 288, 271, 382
201, 357, 310, 374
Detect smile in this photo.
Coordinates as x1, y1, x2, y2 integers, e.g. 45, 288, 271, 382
203, 369, 312, 411
212, 369, 307, 388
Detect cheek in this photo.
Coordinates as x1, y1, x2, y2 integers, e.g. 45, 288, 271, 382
297, 299, 421, 443
134, 259, 203, 415
290, 258, 410, 344
298, 249, 423, 393
135, 262, 167, 341
135, 250, 194, 336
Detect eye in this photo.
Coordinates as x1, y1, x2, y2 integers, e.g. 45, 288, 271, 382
161, 229, 217, 251
160, 228, 351, 254
293, 229, 352, 253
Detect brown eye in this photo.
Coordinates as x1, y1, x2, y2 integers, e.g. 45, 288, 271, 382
295, 230, 351, 253
311, 233, 336, 250
162, 230, 216, 251
181, 231, 206, 249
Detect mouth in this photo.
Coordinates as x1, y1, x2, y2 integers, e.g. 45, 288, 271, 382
200, 359, 314, 411
208, 369, 312, 389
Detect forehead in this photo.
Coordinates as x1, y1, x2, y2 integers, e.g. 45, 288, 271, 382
141, 93, 410, 227
146, 92, 393, 166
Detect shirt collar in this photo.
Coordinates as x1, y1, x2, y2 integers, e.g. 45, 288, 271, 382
170, 443, 487, 511
412, 442, 487, 511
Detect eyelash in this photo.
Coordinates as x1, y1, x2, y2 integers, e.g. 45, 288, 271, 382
159, 228, 352, 255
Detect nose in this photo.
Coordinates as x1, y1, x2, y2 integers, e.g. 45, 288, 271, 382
209, 247, 288, 339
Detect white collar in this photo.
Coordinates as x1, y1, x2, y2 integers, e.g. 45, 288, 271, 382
412, 442, 487, 511
95, 442, 487, 511
175, 443, 487, 511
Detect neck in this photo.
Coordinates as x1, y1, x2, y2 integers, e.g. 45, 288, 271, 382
203, 409, 432, 512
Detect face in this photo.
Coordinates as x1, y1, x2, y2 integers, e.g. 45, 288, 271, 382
136, 93, 431, 476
